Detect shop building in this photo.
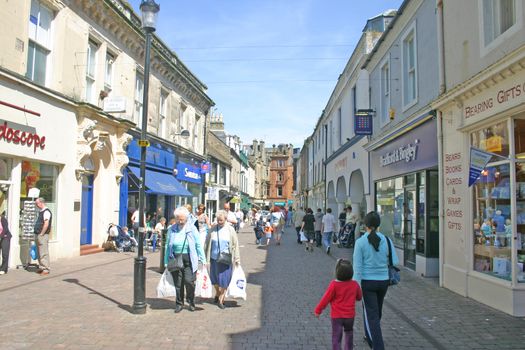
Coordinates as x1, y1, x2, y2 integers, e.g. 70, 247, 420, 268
363, 0, 440, 276
433, 0, 525, 316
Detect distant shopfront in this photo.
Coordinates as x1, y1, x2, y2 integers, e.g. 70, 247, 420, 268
120, 137, 191, 227
176, 161, 203, 209
370, 115, 439, 276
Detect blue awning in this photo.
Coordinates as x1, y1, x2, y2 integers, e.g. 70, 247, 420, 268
128, 166, 192, 197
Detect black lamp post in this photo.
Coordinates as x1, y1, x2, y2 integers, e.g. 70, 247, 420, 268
132, 0, 160, 315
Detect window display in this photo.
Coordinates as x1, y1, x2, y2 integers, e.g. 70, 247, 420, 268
472, 162, 512, 280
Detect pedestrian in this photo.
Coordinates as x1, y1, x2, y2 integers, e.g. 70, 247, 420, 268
235, 208, 244, 232
185, 203, 199, 231
270, 206, 284, 245
315, 259, 362, 350
301, 208, 316, 252
164, 206, 206, 313
0, 212, 12, 275
205, 210, 241, 309
196, 204, 211, 248
353, 211, 399, 350
223, 202, 238, 226
34, 197, 52, 276
263, 221, 273, 245
254, 215, 265, 244
314, 208, 324, 247
294, 207, 306, 244
286, 207, 294, 227
153, 217, 166, 252
322, 208, 336, 255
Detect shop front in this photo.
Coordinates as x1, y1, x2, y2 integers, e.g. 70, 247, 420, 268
0, 74, 78, 267
120, 137, 191, 227
176, 161, 203, 210
435, 62, 525, 316
370, 115, 439, 276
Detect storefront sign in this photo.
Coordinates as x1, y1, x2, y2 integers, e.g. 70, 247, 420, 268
103, 96, 126, 113
370, 118, 437, 181
0, 120, 46, 153
207, 186, 218, 200
464, 69, 525, 121
380, 141, 418, 167
176, 162, 202, 184
355, 110, 373, 135
201, 161, 210, 174
468, 147, 493, 187
335, 157, 347, 172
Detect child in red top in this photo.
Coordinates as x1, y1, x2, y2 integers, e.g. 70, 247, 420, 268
314, 259, 362, 350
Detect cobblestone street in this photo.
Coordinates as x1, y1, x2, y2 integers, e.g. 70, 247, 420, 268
1, 225, 524, 350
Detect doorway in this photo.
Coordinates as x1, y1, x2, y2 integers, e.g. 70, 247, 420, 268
404, 187, 417, 269
80, 175, 94, 245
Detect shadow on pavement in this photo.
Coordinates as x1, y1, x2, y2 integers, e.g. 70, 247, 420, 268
63, 278, 133, 313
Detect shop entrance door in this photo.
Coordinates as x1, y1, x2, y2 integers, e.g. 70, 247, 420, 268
80, 175, 94, 245
404, 187, 417, 270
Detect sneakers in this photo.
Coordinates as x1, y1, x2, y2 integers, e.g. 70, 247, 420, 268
0, 271, 5, 275
174, 304, 183, 313
218, 303, 226, 310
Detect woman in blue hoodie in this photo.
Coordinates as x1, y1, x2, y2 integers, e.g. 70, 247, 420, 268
353, 211, 399, 350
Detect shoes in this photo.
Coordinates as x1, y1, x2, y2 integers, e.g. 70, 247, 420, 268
174, 305, 183, 313
0, 271, 5, 275
39, 270, 50, 276
36, 268, 43, 273
189, 304, 196, 312
327, 247, 331, 255
214, 296, 219, 304
218, 303, 226, 310
363, 336, 372, 349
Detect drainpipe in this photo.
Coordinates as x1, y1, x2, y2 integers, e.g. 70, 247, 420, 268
437, 0, 446, 95
437, 111, 444, 287
324, 124, 328, 212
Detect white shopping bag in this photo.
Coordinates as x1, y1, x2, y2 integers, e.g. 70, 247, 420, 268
226, 265, 247, 300
156, 268, 176, 298
195, 265, 213, 298
300, 230, 308, 242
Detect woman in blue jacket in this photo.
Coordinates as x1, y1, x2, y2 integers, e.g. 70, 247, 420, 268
353, 211, 399, 350
164, 206, 206, 313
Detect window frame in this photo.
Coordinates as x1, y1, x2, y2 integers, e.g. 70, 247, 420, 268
85, 39, 99, 104
401, 21, 418, 111
380, 56, 391, 127
134, 71, 144, 126
26, 0, 53, 86
159, 89, 169, 138
104, 51, 115, 91
479, 0, 523, 56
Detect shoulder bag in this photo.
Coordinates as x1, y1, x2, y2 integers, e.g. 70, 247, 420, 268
167, 233, 187, 272
386, 236, 400, 285
216, 226, 232, 265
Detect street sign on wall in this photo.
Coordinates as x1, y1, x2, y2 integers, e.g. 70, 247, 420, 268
354, 109, 373, 135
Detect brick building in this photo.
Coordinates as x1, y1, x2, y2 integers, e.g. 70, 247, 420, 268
267, 144, 294, 208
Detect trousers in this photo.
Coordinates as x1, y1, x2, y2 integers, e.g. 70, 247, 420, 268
331, 318, 354, 350
170, 254, 195, 306
36, 234, 50, 271
361, 279, 389, 350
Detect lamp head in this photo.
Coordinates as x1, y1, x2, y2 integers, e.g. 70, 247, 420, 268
172, 129, 190, 140
140, 0, 160, 32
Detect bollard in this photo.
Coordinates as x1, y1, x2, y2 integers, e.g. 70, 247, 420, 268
159, 228, 167, 272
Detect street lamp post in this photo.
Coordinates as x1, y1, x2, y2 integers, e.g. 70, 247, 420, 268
133, 0, 160, 315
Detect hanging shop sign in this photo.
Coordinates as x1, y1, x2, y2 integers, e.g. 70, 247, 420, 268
0, 120, 46, 153
354, 110, 373, 135
176, 162, 202, 184
201, 161, 211, 174
468, 147, 493, 187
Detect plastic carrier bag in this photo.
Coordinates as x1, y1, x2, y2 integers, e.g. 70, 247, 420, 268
195, 265, 213, 298
226, 265, 247, 300
156, 269, 176, 298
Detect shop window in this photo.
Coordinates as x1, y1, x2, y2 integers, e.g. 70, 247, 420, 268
473, 163, 512, 280
20, 161, 58, 240
376, 178, 404, 247
516, 162, 525, 282
471, 120, 509, 160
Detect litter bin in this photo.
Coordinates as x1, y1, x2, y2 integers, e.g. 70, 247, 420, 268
159, 228, 168, 272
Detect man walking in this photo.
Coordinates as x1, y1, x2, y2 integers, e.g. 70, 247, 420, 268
223, 202, 238, 226
321, 208, 336, 255
314, 208, 323, 247
293, 207, 305, 244
34, 197, 52, 276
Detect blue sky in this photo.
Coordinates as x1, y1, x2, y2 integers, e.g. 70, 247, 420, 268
128, 0, 403, 148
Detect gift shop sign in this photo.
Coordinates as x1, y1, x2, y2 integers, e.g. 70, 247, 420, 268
464, 69, 525, 121
0, 120, 46, 153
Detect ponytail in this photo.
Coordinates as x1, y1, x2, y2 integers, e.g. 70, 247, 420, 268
367, 227, 381, 251
364, 211, 381, 251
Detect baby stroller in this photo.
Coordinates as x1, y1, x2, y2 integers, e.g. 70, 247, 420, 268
107, 224, 136, 252
337, 222, 355, 248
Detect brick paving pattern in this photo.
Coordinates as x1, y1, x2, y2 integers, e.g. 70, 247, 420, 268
1, 225, 524, 349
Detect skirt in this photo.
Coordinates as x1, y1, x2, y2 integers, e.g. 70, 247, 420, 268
210, 259, 233, 288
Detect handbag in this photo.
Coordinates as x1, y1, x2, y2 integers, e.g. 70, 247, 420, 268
167, 233, 187, 272
216, 227, 232, 265
386, 237, 400, 285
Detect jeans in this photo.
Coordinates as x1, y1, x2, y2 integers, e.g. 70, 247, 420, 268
323, 232, 333, 250
295, 227, 302, 243
315, 230, 322, 246
361, 280, 389, 350
331, 318, 354, 350
170, 254, 196, 306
